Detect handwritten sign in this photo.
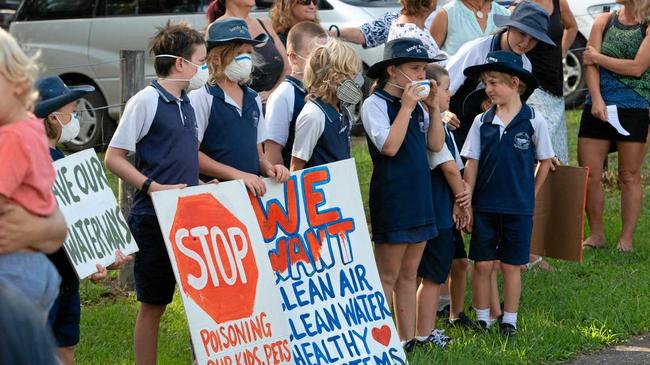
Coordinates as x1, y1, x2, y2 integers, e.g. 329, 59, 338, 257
250, 159, 406, 365
152, 182, 292, 365
52, 149, 138, 279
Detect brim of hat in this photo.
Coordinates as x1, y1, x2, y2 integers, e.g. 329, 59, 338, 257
464, 62, 538, 94
462, 83, 535, 118
207, 33, 269, 50
494, 15, 556, 46
34, 85, 95, 118
366, 55, 447, 79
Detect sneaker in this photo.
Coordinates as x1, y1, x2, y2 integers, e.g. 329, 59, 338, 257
449, 312, 475, 329
475, 319, 497, 332
419, 329, 452, 349
499, 322, 518, 337
437, 304, 450, 319
403, 339, 417, 353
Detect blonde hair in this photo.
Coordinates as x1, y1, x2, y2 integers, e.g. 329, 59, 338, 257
303, 38, 361, 106
206, 42, 258, 85
270, 0, 321, 36
0, 28, 39, 110
479, 71, 527, 95
628, 0, 650, 23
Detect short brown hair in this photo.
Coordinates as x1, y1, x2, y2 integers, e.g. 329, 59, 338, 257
149, 21, 205, 77
480, 71, 527, 95
425, 64, 449, 85
286, 21, 327, 54
400, 0, 433, 17
271, 0, 321, 36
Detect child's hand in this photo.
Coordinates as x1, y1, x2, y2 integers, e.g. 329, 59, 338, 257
401, 82, 421, 111
423, 79, 439, 109
89, 264, 108, 283
199, 179, 219, 185
464, 208, 473, 233
452, 203, 469, 230
455, 182, 472, 208
106, 250, 132, 270
242, 173, 267, 196
442, 111, 461, 130
266, 164, 290, 183
148, 182, 187, 195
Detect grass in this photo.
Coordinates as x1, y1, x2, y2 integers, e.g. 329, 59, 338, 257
79, 110, 650, 364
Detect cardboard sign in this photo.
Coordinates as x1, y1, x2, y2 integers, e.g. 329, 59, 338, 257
531, 166, 589, 262
250, 159, 407, 365
52, 149, 139, 279
152, 182, 292, 365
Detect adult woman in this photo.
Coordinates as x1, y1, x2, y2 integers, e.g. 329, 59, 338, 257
511, 0, 577, 164
388, 0, 447, 60
270, 0, 319, 47
578, 0, 649, 252
430, 0, 510, 56
206, 0, 290, 101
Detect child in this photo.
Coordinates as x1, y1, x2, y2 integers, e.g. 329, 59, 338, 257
0, 28, 61, 318
190, 17, 289, 195
415, 64, 472, 348
362, 37, 446, 351
264, 21, 327, 167
445, 0, 554, 150
461, 51, 554, 336
290, 37, 363, 171
35, 75, 131, 365
104, 21, 206, 364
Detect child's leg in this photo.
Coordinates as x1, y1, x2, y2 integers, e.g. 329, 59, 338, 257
489, 266, 502, 320
416, 279, 441, 337
393, 242, 426, 341
57, 347, 75, 365
374, 243, 409, 309
501, 263, 521, 314
469, 212, 499, 324
471, 260, 494, 311
449, 258, 469, 319
134, 303, 167, 365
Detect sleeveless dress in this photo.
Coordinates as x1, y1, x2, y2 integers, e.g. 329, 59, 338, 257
250, 19, 285, 94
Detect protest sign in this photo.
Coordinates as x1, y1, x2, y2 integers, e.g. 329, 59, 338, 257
531, 166, 589, 262
52, 149, 138, 279
152, 182, 292, 365
250, 159, 407, 365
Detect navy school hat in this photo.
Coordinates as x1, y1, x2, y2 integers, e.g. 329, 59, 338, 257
464, 50, 538, 95
366, 38, 446, 79
206, 17, 268, 51
34, 76, 95, 118
494, 0, 555, 46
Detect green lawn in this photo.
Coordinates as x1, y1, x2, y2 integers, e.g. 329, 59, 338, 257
80, 110, 650, 364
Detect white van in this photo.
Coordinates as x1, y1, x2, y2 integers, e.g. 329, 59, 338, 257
10, 0, 399, 150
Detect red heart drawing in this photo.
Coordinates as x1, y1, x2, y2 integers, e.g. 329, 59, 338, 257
371, 325, 391, 347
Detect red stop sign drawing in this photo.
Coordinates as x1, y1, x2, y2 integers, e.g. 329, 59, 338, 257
170, 193, 259, 324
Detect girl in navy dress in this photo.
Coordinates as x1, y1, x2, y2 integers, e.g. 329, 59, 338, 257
190, 17, 289, 195
361, 37, 446, 350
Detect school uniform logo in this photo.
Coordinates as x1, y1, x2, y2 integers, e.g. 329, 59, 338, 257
251, 109, 259, 128
514, 132, 531, 150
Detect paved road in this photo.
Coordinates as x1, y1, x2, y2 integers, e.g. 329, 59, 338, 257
567, 334, 650, 364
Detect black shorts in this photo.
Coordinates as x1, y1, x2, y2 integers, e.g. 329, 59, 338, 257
418, 228, 455, 284
578, 106, 649, 143
469, 212, 533, 266
129, 214, 176, 306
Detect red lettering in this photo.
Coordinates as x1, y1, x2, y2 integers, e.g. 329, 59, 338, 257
303, 169, 340, 227
250, 177, 299, 241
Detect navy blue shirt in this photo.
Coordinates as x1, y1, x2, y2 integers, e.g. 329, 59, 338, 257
304, 98, 351, 168
430, 128, 458, 230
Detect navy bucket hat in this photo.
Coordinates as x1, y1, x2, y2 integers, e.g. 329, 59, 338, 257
494, 0, 555, 46
366, 38, 446, 79
464, 50, 538, 94
34, 76, 94, 118
206, 17, 268, 51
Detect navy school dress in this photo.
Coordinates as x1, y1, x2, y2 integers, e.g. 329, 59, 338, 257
304, 98, 351, 168
430, 127, 457, 230
281, 76, 306, 168
366, 90, 437, 244
200, 83, 262, 178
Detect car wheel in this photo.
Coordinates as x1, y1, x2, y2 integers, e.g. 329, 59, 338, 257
63, 88, 115, 152
563, 36, 587, 109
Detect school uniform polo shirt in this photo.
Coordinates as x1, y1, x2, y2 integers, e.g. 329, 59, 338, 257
461, 104, 554, 215
189, 83, 266, 175
109, 80, 199, 216
263, 76, 306, 167
291, 99, 350, 167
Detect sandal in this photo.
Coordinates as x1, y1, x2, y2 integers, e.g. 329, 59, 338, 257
616, 241, 633, 253
583, 237, 606, 249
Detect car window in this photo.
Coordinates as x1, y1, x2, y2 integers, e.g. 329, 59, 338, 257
98, 0, 207, 17
15, 0, 96, 21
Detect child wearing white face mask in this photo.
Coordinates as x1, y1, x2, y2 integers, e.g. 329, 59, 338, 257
189, 17, 290, 196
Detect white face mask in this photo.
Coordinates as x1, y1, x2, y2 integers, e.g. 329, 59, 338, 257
224, 54, 253, 83
155, 54, 209, 91
55, 113, 80, 143
388, 68, 430, 100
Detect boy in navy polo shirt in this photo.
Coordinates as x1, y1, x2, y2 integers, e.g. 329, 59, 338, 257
264, 21, 327, 167
461, 51, 554, 337
105, 22, 206, 364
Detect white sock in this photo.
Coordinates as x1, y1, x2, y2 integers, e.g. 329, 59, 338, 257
502, 311, 518, 328
438, 294, 450, 310
415, 335, 428, 341
475, 308, 490, 323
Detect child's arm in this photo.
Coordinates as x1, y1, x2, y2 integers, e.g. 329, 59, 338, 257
532, 114, 556, 196
290, 157, 306, 172
440, 161, 471, 208
258, 144, 290, 183
105, 147, 187, 194
535, 159, 553, 196
0, 203, 67, 254
198, 152, 267, 196
379, 83, 421, 156
463, 159, 478, 195
423, 80, 445, 152
265, 142, 284, 166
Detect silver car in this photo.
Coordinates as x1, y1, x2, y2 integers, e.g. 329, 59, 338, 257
10, 0, 399, 150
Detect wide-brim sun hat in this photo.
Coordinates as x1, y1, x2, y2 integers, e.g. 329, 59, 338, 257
494, 0, 556, 46
366, 38, 447, 79
464, 50, 538, 95
34, 76, 95, 118
206, 17, 268, 51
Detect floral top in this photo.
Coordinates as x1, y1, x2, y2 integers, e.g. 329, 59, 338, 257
360, 11, 399, 49
388, 22, 448, 62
